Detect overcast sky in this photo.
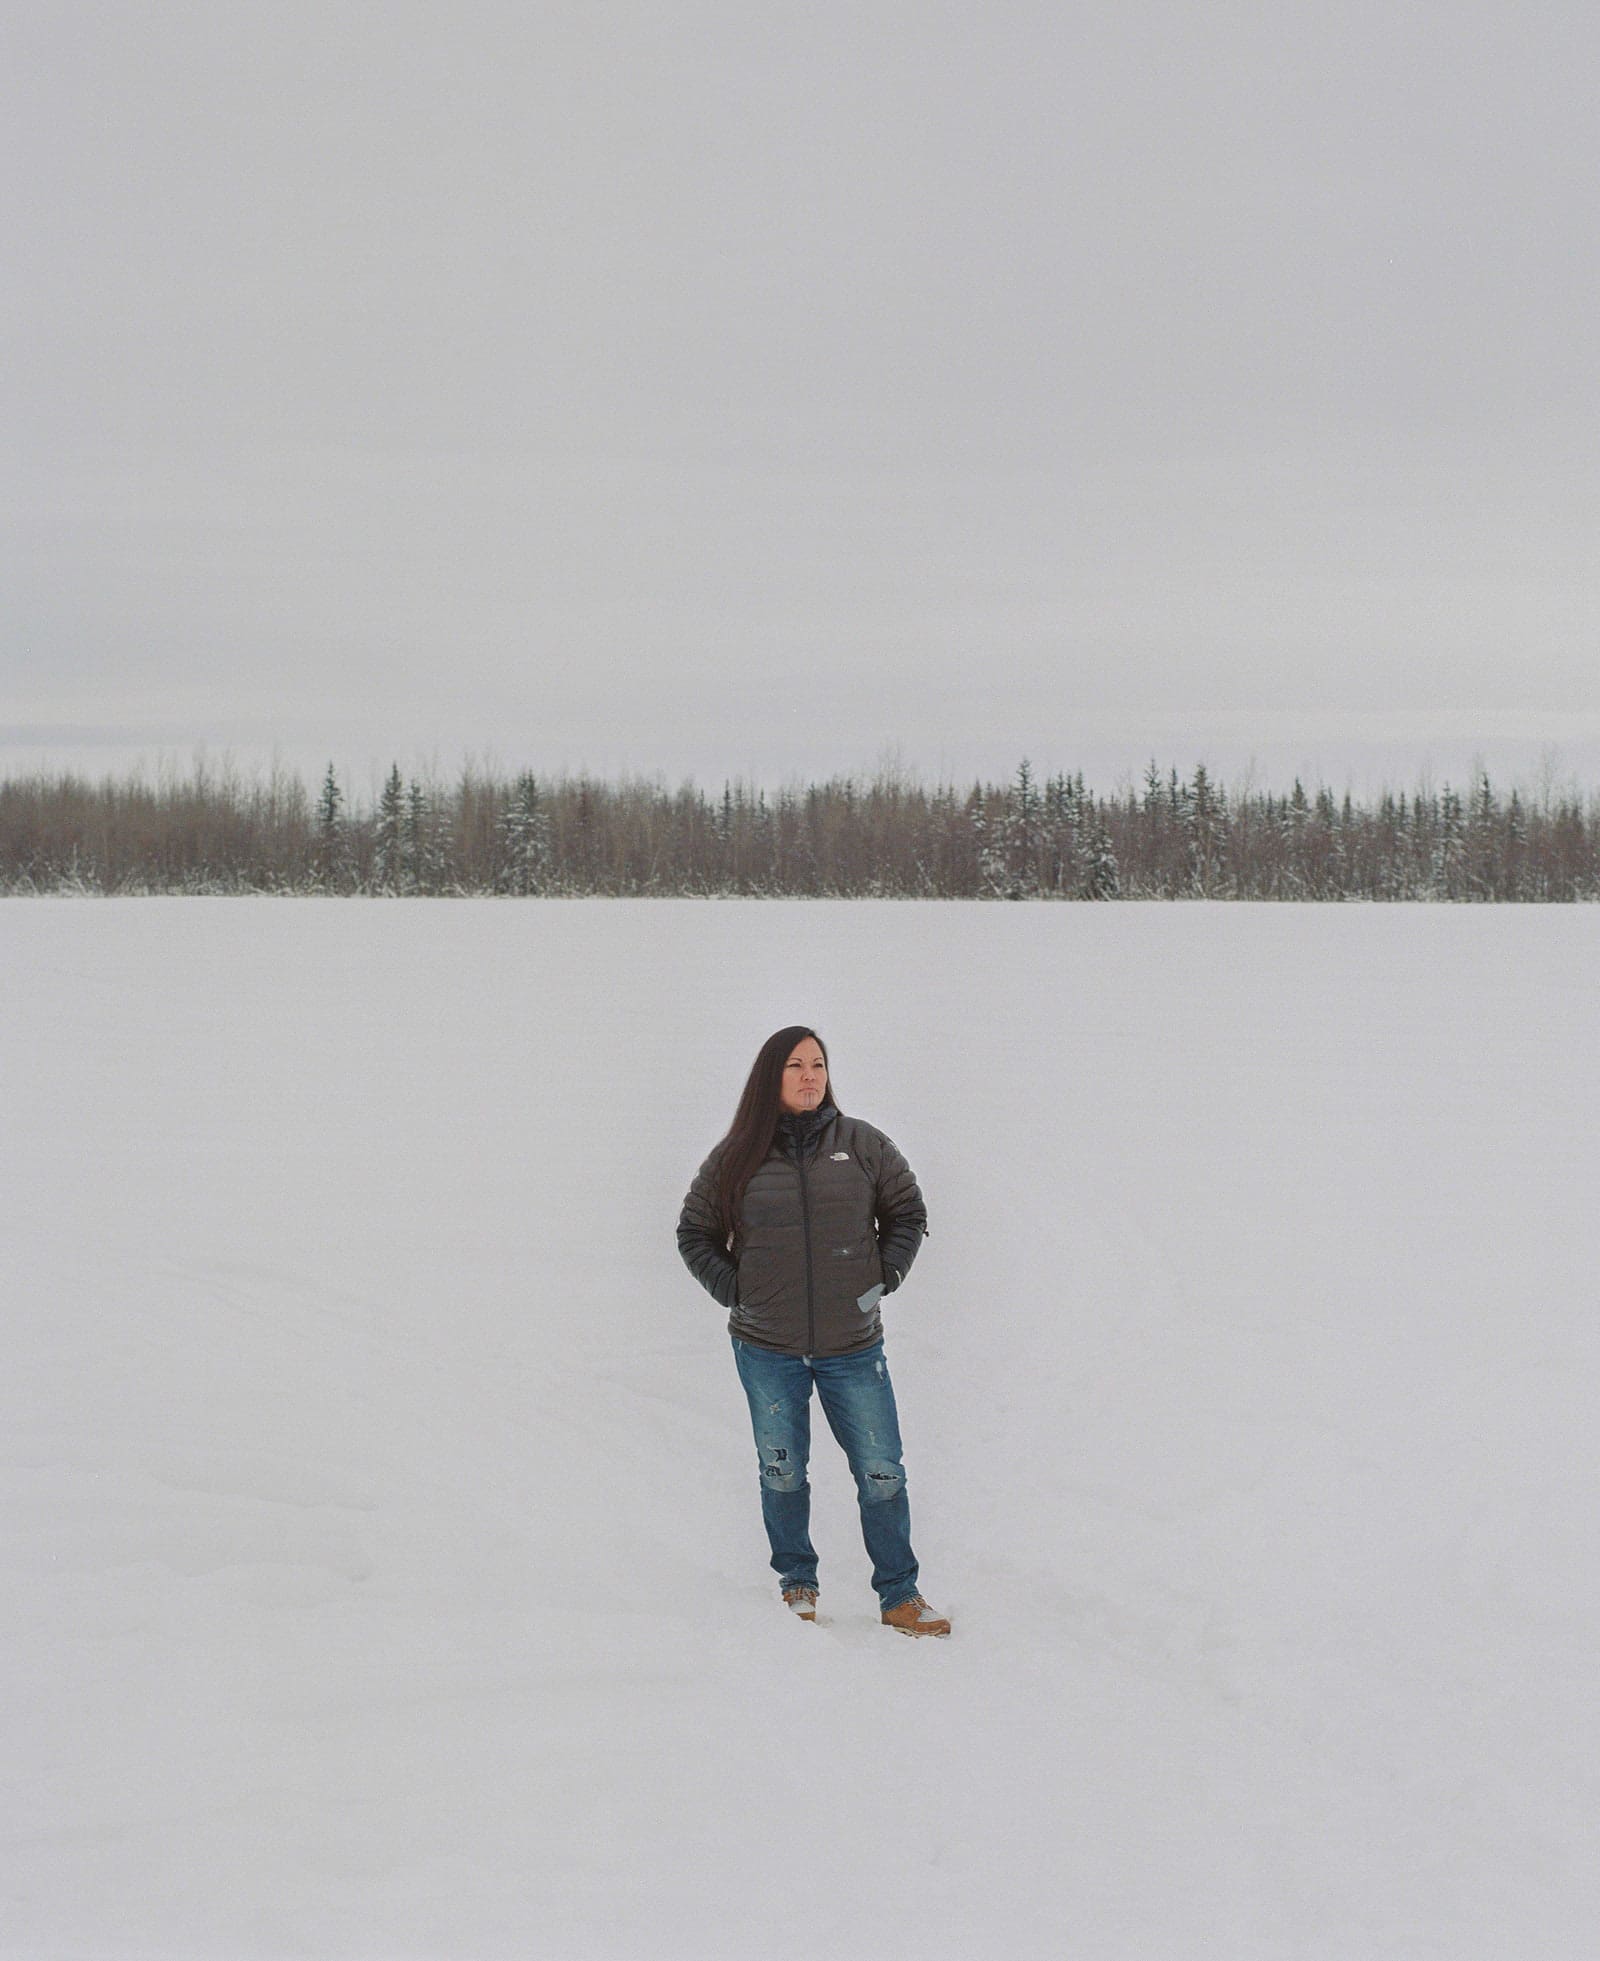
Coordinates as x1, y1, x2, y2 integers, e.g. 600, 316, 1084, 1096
3, 0, 1596, 799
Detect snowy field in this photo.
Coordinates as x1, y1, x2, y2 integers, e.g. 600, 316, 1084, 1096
3, 897, 1597, 1960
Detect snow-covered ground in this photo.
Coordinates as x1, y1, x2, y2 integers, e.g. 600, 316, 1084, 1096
3, 897, 1596, 1959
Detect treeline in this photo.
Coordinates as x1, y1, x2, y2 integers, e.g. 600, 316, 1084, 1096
2, 755, 1597, 900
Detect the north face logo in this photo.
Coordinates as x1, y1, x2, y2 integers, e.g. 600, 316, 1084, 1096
830, 1151, 850, 1161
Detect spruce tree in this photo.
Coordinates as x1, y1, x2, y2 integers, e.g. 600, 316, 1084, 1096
373, 763, 404, 892
973, 789, 1010, 898
315, 762, 349, 889
406, 779, 438, 893
499, 771, 552, 895
1006, 758, 1040, 897
1188, 764, 1229, 894
1434, 785, 1466, 898
1082, 814, 1121, 899
1506, 789, 1528, 899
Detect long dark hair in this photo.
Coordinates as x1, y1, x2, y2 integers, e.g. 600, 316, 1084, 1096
712, 1025, 837, 1248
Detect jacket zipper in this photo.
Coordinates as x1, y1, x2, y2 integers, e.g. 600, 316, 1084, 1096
797, 1148, 815, 1354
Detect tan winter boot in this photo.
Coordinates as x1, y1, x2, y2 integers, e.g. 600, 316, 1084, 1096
782, 1586, 818, 1622
881, 1594, 951, 1637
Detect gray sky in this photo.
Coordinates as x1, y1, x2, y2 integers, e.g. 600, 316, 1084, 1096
4, 0, 1597, 800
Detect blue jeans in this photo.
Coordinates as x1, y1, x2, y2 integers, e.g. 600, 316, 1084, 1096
731, 1336, 920, 1612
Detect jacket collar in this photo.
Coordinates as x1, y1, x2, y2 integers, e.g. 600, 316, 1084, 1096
775, 1103, 835, 1160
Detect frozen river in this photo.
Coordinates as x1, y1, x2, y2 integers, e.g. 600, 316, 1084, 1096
4, 897, 1597, 1957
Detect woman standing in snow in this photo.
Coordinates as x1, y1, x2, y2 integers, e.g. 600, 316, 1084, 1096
676, 1025, 949, 1636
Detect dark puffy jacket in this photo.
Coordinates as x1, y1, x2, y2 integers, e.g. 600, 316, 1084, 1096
676, 1103, 929, 1358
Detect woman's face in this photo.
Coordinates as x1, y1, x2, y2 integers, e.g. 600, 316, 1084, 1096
777, 1038, 828, 1114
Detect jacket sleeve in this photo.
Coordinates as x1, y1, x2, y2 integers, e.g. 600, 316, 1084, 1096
873, 1132, 928, 1293
676, 1146, 740, 1310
